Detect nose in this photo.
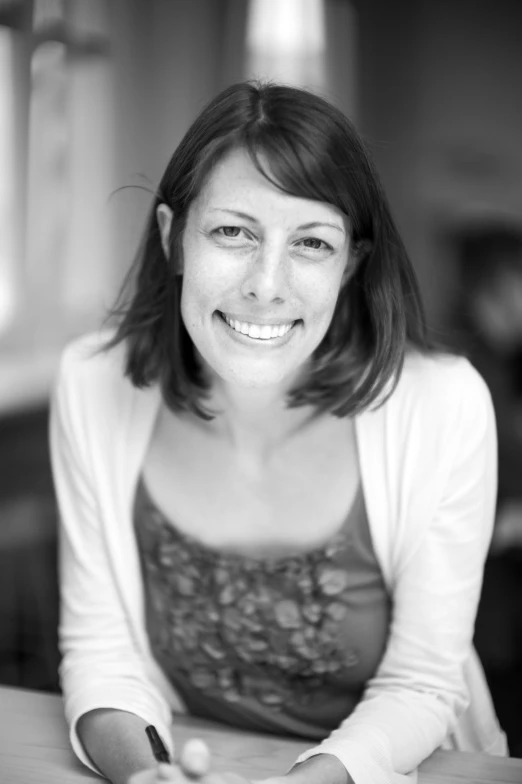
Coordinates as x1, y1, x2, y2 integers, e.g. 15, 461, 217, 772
240, 242, 289, 304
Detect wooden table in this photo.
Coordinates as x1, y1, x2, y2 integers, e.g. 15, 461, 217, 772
0, 686, 521, 783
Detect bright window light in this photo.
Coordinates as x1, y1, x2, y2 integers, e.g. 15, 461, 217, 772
248, 0, 325, 54
247, 0, 326, 89
0, 29, 16, 335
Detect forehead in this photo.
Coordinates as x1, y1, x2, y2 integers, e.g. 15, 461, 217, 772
192, 147, 347, 227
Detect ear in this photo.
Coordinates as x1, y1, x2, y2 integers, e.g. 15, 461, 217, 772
156, 203, 174, 259
342, 238, 372, 285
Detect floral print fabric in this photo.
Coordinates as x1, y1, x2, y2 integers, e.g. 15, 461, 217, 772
135, 478, 390, 736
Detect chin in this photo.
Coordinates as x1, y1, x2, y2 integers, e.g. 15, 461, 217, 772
219, 363, 298, 391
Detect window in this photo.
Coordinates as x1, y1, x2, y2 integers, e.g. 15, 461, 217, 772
0, 24, 16, 335
246, 0, 326, 91
0, 0, 111, 409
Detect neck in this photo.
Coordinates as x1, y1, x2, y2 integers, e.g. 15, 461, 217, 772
205, 381, 318, 465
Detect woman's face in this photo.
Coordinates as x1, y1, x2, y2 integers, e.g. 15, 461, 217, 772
171, 147, 352, 391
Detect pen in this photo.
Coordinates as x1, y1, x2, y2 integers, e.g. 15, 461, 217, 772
146, 724, 171, 764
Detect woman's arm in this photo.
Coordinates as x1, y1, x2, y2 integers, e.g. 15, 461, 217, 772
292, 362, 500, 784
50, 342, 175, 775
77, 709, 161, 784
286, 755, 352, 784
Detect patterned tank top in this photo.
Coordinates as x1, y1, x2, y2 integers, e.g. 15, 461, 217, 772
135, 477, 390, 739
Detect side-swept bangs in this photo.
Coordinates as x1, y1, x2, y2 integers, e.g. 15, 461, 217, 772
104, 81, 432, 419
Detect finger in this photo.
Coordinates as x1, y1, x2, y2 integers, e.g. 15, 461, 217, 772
179, 738, 211, 779
156, 763, 179, 781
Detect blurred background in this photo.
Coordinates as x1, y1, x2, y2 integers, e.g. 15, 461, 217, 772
1, 0, 522, 756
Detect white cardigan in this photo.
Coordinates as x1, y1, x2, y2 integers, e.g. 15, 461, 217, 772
50, 331, 507, 784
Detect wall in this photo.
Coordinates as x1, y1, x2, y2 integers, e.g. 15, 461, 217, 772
109, 0, 248, 288
357, 0, 522, 327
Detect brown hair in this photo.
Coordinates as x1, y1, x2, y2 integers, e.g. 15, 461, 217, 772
105, 81, 434, 419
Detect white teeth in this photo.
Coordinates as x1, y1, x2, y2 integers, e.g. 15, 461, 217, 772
222, 314, 294, 340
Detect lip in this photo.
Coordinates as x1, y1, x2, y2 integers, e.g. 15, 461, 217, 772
218, 311, 297, 327
215, 311, 299, 345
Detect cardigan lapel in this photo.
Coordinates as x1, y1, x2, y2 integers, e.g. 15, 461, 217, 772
355, 406, 394, 592
112, 381, 162, 652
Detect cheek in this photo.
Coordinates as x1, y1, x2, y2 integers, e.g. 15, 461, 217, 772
179, 258, 212, 332
304, 273, 344, 323
180, 246, 217, 315
182, 238, 239, 302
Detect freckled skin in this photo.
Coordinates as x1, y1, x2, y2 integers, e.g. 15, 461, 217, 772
178, 147, 353, 391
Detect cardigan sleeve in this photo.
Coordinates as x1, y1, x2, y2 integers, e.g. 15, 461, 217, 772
295, 363, 498, 784
50, 345, 175, 774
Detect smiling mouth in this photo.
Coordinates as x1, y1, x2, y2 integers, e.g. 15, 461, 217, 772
217, 311, 298, 340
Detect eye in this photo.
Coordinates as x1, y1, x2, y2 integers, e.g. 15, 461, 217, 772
296, 237, 333, 251
211, 225, 255, 248
217, 226, 242, 238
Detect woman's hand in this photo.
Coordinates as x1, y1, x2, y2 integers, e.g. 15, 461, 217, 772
127, 763, 179, 784
128, 767, 279, 784
127, 736, 284, 784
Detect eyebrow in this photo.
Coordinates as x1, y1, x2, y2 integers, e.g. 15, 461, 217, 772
209, 208, 345, 235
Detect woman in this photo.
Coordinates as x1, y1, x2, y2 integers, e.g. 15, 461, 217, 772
50, 82, 507, 784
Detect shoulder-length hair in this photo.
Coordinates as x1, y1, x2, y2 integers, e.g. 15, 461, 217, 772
105, 80, 433, 419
